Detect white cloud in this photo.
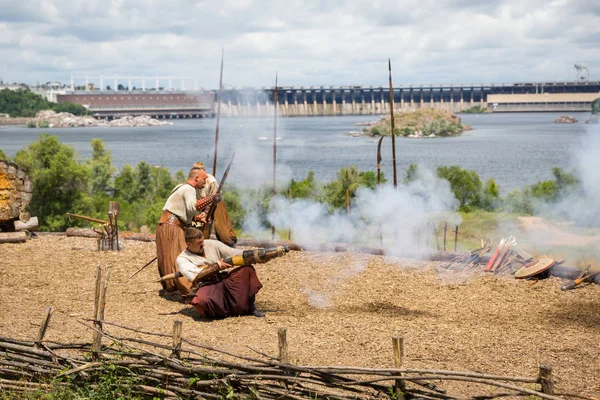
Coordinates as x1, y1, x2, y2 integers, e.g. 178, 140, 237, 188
0, 0, 598, 86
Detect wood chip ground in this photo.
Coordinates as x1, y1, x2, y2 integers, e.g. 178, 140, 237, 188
1, 235, 598, 397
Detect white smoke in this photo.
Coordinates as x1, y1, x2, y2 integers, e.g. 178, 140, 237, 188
265, 166, 461, 255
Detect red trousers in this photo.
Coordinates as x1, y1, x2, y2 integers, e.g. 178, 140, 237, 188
191, 266, 262, 319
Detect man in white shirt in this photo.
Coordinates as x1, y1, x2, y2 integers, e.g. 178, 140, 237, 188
192, 162, 238, 248
156, 168, 221, 296
177, 227, 264, 319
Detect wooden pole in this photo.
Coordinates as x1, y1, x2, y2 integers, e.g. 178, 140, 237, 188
392, 336, 406, 398
288, 187, 292, 241
272, 73, 278, 240
278, 328, 289, 364
35, 307, 53, 347
388, 59, 398, 187
433, 223, 440, 251
172, 320, 183, 359
92, 264, 102, 360
109, 201, 120, 251
212, 49, 224, 176
443, 222, 447, 251
454, 224, 459, 252
92, 264, 110, 360
345, 169, 350, 222
538, 364, 554, 395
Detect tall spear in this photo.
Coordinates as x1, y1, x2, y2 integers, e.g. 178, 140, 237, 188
271, 73, 278, 239
388, 59, 398, 187
212, 49, 224, 176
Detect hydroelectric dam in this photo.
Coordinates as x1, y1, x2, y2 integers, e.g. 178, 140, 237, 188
57, 79, 600, 119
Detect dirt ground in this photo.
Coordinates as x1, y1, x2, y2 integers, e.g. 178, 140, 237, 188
1, 235, 599, 397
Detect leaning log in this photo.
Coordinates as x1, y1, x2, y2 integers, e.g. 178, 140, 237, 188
0, 232, 29, 244
14, 217, 39, 232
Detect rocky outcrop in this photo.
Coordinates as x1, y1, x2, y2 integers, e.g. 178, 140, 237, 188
31, 110, 172, 128
0, 160, 32, 223
554, 116, 578, 124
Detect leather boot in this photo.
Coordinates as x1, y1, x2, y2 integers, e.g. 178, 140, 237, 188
249, 295, 265, 317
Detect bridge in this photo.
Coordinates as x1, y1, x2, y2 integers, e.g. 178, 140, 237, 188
57, 80, 600, 118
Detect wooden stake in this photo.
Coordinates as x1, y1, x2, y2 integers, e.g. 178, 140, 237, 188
171, 320, 183, 359
288, 187, 292, 241
433, 223, 440, 251
443, 222, 447, 251
92, 264, 110, 360
278, 328, 289, 364
345, 169, 350, 222
454, 224, 459, 252
35, 307, 53, 346
392, 336, 406, 398
109, 201, 120, 251
92, 264, 102, 360
539, 364, 554, 395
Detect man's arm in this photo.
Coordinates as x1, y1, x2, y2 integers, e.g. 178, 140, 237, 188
177, 255, 211, 282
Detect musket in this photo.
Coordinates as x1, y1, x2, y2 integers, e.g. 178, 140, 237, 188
129, 256, 158, 279
66, 213, 109, 225
157, 246, 290, 284
388, 59, 398, 187
212, 49, 224, 176
202, 152, 235, 227
561, 264, 598, 290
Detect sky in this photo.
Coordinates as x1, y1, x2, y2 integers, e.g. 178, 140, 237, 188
0, 0, 599, 89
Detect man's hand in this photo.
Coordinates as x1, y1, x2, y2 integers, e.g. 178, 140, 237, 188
219, 258, 233, 269
193, 212, 208, 223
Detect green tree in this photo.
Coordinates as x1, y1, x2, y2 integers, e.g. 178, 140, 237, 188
86, 139, 116, 195
437, 165, 482, 212
287, 170, 319, 199
481, 178, 501, 211
403, 163, 419, 184
223, 187, 246, 230
114, 164, 137, 203
320, 166, 378, 210
0, 148, 8, 161
14, 134, 89, 230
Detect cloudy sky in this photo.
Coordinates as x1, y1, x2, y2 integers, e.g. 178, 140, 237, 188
1, 0, 598, 89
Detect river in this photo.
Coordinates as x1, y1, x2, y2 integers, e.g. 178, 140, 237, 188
0, 112, 593, 193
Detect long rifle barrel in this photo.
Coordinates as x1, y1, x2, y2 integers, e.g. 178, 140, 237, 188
66, 213, 109, 225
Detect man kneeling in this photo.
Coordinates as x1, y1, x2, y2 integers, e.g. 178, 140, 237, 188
177, 227, 264, 319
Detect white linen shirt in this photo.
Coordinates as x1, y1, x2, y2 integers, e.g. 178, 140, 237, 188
176, 239, 243, 282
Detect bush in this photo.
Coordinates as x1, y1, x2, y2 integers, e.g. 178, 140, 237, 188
437, 165, 482, 212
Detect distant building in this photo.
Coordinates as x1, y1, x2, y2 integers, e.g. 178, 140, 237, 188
0, 83, 28, 91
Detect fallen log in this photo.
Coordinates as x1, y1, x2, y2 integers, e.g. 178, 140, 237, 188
0, 231, 29, 244
65, 228, 100, 238
14, 216, 38, 232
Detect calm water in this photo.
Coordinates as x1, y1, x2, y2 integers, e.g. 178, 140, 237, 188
0, 112, 592, 193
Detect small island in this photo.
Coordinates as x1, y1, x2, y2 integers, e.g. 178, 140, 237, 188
28, 110, 172, 128
361, 109, 471, 138
554, 116, 578, 124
